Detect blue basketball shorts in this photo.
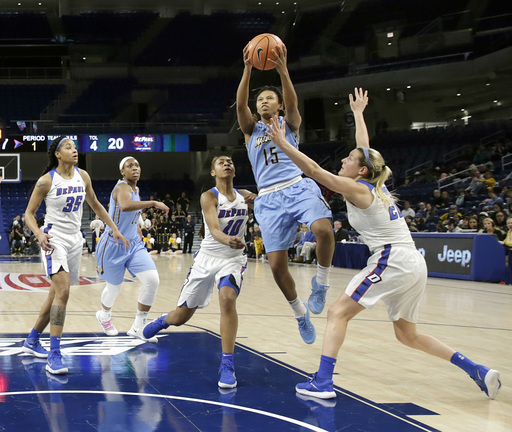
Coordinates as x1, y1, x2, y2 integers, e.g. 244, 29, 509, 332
95, 235, 156, 285
254, 178, 332, 253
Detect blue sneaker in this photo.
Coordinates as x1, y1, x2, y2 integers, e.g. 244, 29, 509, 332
471, 365, 501, 399
296, 373, 336, 399
46, 350, 68, 375
22, 339, 48, 358
296, 302, 316, 344
218, 359, 237, 389
309, 276, 329, 314
142, 315, 169, 339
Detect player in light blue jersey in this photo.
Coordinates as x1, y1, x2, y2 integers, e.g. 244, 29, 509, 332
22, 136, 129, 375
143, 156, 257, 388
95, 157, 169, 343
267, 88, 501, 401
236, 42, 334, 344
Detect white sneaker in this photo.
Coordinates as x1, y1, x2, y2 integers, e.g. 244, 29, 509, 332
96, 311, 118, 336
127, 325, 158, 344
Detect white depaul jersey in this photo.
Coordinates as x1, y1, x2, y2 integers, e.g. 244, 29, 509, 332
346, 180, 414, 252
200, 188, 248, 257
43, 167, 86, 234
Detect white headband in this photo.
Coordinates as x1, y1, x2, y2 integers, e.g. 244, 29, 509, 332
119, 156, 137, 171
56, 137, 69, 150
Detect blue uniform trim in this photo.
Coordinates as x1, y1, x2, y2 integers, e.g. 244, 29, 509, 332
356, 179, 374, 190
43, 224, 53, 274
211, 187, 219, 198
49, 169, 56, 180
351, 244, 391, 302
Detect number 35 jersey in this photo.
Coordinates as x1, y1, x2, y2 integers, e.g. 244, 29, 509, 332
246, 116, 303, 189
201, 188, 248, 258
44, 167, 86, 234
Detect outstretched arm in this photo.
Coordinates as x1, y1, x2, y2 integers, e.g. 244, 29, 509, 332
273, 44, 301, 134
266, 116, 368, 203
349, 87, 369, 148
236, 45, 257, 136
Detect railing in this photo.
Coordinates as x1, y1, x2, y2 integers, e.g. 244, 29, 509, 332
437, 167, 473, 191
405, 160, 433, 181
502, 153, 512, 172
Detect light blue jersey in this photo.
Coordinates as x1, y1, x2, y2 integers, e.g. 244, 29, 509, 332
96, 180, 155, 284
103, 180, 141, 242
246, 116, 303, 189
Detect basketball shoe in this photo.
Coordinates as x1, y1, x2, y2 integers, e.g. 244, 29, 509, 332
296, 302, 316, 344
309, 276, 329, 314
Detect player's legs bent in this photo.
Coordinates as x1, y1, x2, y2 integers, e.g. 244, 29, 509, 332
267, 250, 298, 301
393, 319, 454, 360
310, 218, 334, 267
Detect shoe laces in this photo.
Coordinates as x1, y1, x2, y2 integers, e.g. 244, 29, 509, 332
50, 350, 63, 363
297, 315, 313, 331
101, 318, 116, 332
311, 289, 326, 303
219, 360, 235, 374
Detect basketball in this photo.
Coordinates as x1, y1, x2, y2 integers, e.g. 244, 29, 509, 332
247, 33, 284, 71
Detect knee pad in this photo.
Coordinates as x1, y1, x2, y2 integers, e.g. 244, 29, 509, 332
136, 270, 160, 306
101, 282, 123, 308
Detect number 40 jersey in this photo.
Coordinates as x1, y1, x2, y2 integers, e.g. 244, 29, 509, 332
200, 187, 248, 258
44, 167, 86, 234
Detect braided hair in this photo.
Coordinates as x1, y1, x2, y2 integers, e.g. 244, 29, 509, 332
42, 135, 68, 175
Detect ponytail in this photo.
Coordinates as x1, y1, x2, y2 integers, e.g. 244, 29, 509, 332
42, 135, 68, 175
357, 147, 395, 207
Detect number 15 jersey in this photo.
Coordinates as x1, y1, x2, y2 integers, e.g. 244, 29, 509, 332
200, 188, 248, 258
44, 167, 86, 234
246, 116, 303, 189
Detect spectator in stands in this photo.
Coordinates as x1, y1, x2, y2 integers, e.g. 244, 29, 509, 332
293, 224, 315, 262
430, 189, 444, 208
424, 202, 438, 224
440, 190, 451, 207
163, 194, 175, 214
10, 223, 24, 255
401, 201, 415, 218
246, 226, 255, 258
467, 169, 487, 196
484, 187, 504, 209
446, 219, 462, 233
414, 216, 426, 232
182, 214, 195, 253
25, 233, 39, 255
415, 202, 427, 218
253, 225, 265, 261
22, 224, 33, 246
405, 216, 419, 232
333, 220, 349, 242
503, 217, 512, 265
494, 211, 507, 231
455, 189, 469, 207
173, 203, 187, 223
10, 215, 23, 231
439, 204, 462, 228
468, 216, 479, 231
479, 170, 497, 192
479, 218, 505, 242
246, 210, 256, 231
176, 191, 190, 212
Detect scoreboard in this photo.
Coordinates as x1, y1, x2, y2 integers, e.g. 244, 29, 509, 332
0, 134, 206, 153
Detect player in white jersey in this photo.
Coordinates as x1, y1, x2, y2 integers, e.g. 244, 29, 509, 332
95, 157, 169, 342
237, 42, 334, 346
267, 88, 501, 400
143, 156, 256, 388
21, 136, 129, 375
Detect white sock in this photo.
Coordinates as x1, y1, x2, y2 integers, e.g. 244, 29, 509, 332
134, 310, 149, 329
316, 264, 331, 286
289, 297, 307, 318
99, 308, 111, 321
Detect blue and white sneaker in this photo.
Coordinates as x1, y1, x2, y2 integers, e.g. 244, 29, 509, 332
46, 350, 68, 375
296, 373, 336, 399
218, 360, 237, 389
309, 276, 329, 315
471, 365, 501, 399
142, 315, 169, 340
296, 302, 316, 344
22, 339, 48, 358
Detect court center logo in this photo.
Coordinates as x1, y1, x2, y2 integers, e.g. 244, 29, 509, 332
0, 273, 133, 292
